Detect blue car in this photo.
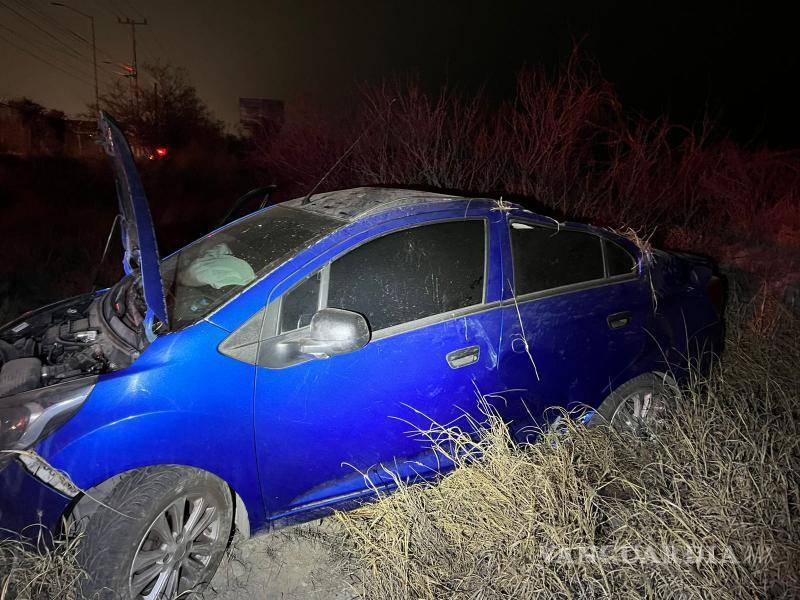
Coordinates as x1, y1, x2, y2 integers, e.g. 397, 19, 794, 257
0, 114, 723, 599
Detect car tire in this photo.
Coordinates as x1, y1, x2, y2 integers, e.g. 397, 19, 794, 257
593, 372, 675, 435
77, 466, 233, 600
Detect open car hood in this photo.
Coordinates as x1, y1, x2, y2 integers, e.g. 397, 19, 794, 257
98, 112, 169, 334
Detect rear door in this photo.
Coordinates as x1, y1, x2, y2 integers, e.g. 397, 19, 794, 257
251, 215, 504, 522
497, 219, 649, 440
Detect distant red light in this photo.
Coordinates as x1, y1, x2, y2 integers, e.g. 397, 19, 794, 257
155, 147, 168, 157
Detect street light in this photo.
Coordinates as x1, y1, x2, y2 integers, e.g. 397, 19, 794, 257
51, 2, 99, 112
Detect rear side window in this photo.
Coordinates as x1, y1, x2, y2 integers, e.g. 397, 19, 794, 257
604, 240, 637, 276
328, 220, 486, 331
510, 223, 604, 295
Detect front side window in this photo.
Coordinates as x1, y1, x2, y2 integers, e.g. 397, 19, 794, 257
510, 222, 604, 295
244, 219, 487, 368
326, 220, 486, 331
272, 219, 487, 337
279, 271, 322, 333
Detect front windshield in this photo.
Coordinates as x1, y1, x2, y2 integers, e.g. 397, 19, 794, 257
160, 205, 342, 330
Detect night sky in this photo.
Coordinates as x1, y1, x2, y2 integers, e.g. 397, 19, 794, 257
1, 0, 798, 146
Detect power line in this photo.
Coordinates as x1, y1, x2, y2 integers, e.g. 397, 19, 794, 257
105, 0, 126, 19
84, 0, 119, 20
2, 28, 118, 94
0, 0, 87, 60
117, 0, 171, 62
23, 0, 119, 64
0, 20, 106, 85
27, 0, 91, 42
0, 1, 131, 108
0, 18, 84, 65
118, 0, 146, 21
4, 1, 124, 84
0, 30, 96, 89
18, 0, 127, 88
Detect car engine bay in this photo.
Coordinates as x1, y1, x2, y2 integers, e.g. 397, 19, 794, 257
0, 277, 146, 398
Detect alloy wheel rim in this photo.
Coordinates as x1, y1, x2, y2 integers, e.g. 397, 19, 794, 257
129, 494, 221, 600
612, 389, 666, 434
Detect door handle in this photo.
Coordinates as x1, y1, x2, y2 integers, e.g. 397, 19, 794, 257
607, 311, 632, 330
446, 345, 480, 369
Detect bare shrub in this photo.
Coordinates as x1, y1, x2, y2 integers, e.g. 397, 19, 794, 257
254, 50, 800, 258
353, 79, 507, 193
250, 99, 360, 199
500, 52, 614, 216
696, 143, 800, 242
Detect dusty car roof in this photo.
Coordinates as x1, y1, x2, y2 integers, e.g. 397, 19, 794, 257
282, 187, 484, 222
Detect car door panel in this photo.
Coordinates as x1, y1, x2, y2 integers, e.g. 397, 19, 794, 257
498, 279, 650, 439
254, 308, 502, 518
496, 217, 650, 439
252, 214, 504, 521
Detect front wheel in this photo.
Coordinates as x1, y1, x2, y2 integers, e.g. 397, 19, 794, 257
77, 466, 233, 600
594, 372, 675, 435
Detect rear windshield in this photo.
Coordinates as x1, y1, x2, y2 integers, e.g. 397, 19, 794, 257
160, 205, 341, 330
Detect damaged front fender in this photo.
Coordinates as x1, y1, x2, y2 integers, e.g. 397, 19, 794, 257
0, 458, 73, 537
13, 449, 81, 498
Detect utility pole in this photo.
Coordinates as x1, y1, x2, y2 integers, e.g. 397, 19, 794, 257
51, 3, 99, 112
117, 16, 147, 113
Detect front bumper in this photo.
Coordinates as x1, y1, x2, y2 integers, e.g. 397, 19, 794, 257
0, 459, 72, 539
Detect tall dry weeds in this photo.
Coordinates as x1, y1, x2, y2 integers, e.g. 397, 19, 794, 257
330, 300, 800, 599
0, 526, 89, 600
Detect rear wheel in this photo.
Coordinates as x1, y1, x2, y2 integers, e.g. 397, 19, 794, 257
594, 373, 674, 435
77, 466, 232, 600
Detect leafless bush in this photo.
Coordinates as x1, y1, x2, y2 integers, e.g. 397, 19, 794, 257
353, 79, 507, 193
249, 99, 360, 199
499, 52, 613, 215
253, 50, 800, 253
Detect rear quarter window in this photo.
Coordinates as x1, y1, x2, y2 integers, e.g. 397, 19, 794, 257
510, 222, 604, 295
604, 240, 638, 276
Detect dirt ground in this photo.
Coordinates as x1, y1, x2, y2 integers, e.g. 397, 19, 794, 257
205, 521, 354, 600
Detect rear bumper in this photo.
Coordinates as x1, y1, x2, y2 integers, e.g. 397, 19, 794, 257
0, 459, 72, 539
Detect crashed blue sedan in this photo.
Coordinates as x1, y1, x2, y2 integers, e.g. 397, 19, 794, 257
0, 114, 723, 599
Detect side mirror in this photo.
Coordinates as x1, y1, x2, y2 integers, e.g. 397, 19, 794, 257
300, 308, 370, 359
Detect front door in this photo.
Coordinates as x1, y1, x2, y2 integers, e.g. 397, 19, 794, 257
252, 217, 503, 523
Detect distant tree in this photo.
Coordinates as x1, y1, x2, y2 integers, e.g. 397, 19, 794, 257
6, 97, 64, 122
6, 97, 45, 118
96, 62, 224, 151
5, 97, 67, 152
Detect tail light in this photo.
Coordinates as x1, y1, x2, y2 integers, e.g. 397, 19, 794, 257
706, 275, 725, 317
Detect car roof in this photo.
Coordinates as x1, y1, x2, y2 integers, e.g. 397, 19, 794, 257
281, 187, 628, 250
282, 187, 492, 222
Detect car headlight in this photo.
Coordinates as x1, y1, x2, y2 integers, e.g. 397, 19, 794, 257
0, 376, 97, 459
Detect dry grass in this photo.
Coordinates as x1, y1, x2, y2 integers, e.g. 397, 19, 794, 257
0, 526, 90, 600
330, 300, 800, 599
